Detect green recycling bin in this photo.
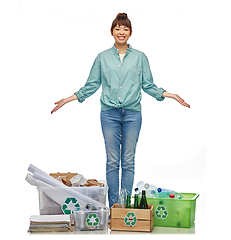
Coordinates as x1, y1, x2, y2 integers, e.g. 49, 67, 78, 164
144, 193, 199, 228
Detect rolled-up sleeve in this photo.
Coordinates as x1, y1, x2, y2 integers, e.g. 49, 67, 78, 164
141, 53, 166, 101
74, 54, 101, 103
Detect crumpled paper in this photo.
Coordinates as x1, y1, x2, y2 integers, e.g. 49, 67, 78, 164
70, 174, 87, 187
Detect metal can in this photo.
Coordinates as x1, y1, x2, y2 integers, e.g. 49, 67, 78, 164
79, 210, 86, 229
85, 203, 94, 211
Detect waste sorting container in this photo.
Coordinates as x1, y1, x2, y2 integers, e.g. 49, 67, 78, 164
143, 193, 199, 228
73, 207, 109, 231
37, 182, 108, 215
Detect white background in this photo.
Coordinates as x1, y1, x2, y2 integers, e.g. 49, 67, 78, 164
0, 0, 230, 239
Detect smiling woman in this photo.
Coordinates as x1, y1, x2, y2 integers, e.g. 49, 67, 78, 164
51, 13, 190, 209
111, 13, 132, 54
112, 25, 131, 53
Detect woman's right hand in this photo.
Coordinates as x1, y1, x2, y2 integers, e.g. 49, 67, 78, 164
51, 99, 67, 114
51, 94, 78, 114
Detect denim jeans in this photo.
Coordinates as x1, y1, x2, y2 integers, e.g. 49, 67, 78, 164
100, 108, 142, 208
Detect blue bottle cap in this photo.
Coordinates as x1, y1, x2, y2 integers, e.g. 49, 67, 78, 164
157, 188, 162, 193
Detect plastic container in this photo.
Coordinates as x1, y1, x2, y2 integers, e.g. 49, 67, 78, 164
73, 207, 109, 231
142, 193, 199, 228
37, 181, 108, 215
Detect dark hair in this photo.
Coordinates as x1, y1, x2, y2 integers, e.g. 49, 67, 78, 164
110, 13, 132, 35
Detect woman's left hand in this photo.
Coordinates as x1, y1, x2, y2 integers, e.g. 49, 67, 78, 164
162, 92, 190, 108
173, 94, 190, 108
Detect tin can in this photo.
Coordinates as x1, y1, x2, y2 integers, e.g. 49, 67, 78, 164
85, 203, 94, 211
79, 210, 86, 229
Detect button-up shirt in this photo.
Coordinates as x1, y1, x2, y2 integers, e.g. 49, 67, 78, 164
74, 44, 166, 111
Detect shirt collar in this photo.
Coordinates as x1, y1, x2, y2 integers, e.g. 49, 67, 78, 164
112, 44, 132, 55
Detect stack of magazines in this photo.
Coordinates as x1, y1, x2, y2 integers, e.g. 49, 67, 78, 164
28, 215, 73, 233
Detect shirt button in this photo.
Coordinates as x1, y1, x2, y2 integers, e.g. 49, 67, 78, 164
120, 86, 122, 88
119, 97, 121, 100
119, 65, 120, 67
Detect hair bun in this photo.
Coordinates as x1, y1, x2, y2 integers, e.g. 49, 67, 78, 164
116, 13, 128, 18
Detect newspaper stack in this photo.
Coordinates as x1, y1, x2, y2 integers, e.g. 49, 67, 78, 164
28, 215, 73, 233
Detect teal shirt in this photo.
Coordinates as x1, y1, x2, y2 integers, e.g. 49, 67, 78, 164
74, 44, 166, 111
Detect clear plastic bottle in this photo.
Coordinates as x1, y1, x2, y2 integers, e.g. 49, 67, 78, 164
144, 183, 157, 198
135, 181, 157, 198
155, 188, 183, 199
135, 181, 145, 193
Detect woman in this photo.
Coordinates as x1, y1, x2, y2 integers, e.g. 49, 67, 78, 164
51, 13, 190, 209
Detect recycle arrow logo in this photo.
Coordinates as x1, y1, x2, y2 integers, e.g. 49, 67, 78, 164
62, 197, 80, 215
124, 212, 137, 227
155, 205, 168, 220
85, 213, 100, 227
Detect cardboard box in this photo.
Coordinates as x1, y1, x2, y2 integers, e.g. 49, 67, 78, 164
50, 172, 78, 179
50, 172, 78, 186
110, 204, 154, 232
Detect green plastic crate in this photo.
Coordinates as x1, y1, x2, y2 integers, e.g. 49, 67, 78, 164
143, 193, 199, 228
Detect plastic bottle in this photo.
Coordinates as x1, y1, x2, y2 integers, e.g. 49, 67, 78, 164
139, 190, 148, 209
144, 183, 157, 198
135, 181, 157, 198
144, 182, 157, 191
155, 188, 183, 199
134, 181, 145, 194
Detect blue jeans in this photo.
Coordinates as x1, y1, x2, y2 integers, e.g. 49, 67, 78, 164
100, 108, 142, 208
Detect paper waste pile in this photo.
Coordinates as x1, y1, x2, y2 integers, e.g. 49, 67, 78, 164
26, 164, 107, 211
28, 215, 73, 233
49, 172, 104, 187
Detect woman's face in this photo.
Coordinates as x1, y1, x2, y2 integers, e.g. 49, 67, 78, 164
112, 24, 131, 45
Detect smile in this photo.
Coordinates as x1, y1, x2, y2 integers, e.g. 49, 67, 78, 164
118, 36, 125, 40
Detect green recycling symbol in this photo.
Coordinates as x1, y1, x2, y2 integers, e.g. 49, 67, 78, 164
85, 213, 100, 227
124, 212, 137, 227
62, 197, 80, 215
155, 205, 168, 220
